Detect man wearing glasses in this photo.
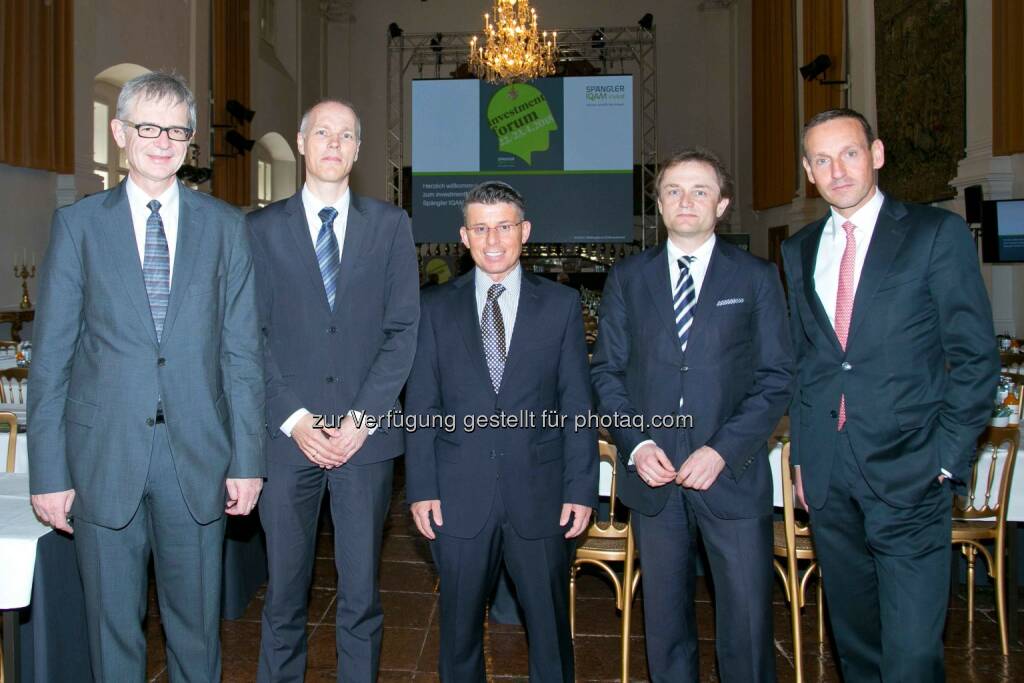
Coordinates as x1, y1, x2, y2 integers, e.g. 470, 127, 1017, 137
406, 181, 596, 682
28, 71, 265, 681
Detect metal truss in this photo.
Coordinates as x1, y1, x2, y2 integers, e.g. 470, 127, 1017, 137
386, 24, 659, 247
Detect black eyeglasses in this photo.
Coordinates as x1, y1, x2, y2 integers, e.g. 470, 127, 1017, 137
120, 120, 193, 142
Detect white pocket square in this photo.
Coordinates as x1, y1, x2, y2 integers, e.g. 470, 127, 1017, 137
716, 297, 744, 307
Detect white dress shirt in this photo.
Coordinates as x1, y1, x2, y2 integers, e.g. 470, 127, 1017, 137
630, 234, 717, 463
125, 177, 180, 287
280, 184, 354, 437
474, 264, 523, 353
813, 189, 884, 326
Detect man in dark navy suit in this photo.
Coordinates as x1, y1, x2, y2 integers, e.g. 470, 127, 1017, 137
783, 108, 997, 681
248, 99, 419, 682
406, 181, 597, 683
591, 148, 794, 682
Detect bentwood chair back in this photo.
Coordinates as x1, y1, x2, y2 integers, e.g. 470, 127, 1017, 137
0, 367, 28, 404
772, 441, 826, 683
0, 411, 15, 473
570, 440, 641, 683
951, 425, 1019, 655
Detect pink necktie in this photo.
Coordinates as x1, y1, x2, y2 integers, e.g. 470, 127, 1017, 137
835, 220, 856, 430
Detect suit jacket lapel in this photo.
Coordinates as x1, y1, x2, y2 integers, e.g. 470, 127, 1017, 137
641, 244, 683, 361
502, 272, 540, 381
800, 216, 843, 354
284, 192, 333, 315
333, 193, 371, 315
160, 184, 200, 343
101, 182, 158, 346
685, 240, 737, 360
847, 198, 908, 344
453, 273, 494, 388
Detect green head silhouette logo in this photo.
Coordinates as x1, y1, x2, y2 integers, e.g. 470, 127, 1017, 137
486, 84, 558, 165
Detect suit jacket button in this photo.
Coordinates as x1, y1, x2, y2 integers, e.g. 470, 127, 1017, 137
841, 361, 852, 371
157, 357, 166, 367
146, 417, 155, 426
326, 376, 335, 383
830, 409, 838, 418
328, 326, 337, 334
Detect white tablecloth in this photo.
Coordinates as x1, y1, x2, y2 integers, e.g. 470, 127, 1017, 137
768, 440, 1024, 522
0, 431, 28, 473
0, 473, 51, 609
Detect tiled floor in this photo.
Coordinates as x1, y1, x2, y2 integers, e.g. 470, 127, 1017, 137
143, 468, 1024, 682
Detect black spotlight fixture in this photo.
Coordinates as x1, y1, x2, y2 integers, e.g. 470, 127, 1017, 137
591, 28, 606, 50
176, 143, 212, 184
638, 13, 654, 31
225, 99, 255, 123
430, 32, 443, 53
799, 53, 847, 84
224, 129, 256, 154
388, 22, 403, 38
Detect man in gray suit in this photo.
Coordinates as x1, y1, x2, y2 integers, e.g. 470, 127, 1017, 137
248, 99, 419, 682
28, 72, 265, 682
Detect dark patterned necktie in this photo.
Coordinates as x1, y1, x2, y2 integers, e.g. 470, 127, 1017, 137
481, 283, 507, 393
674, 256, 697, 354
316, 207, 340, 310
143, 199, 170, 341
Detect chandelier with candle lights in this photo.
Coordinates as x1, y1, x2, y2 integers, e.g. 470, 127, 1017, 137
468, 0, 557, 84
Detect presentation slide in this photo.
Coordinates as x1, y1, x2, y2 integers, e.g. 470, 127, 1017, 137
412, 76, 633, 243
997, 201, 1024, 261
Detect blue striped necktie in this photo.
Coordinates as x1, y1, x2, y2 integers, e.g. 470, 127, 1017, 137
143, 199, 170, 341
674, 256, 697, 354
316, 207, 340, 310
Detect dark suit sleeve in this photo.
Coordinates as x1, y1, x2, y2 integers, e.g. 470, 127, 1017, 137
928, 214, 999, 479
404, 294, 441, 503
221, 216, 266, 477
27, 209, 83, 494
352, 210, 420, 419
705, 262, 795, 475
590, 265, 650, 463
558, 292, 599, 507
781, 242, 804, 467
247, 216, 305, 434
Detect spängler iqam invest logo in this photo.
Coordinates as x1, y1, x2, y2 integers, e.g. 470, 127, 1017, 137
585, 84, 626, 104
486, 84, 558, 164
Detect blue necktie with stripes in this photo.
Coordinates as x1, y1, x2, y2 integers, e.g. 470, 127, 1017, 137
143, 199, 170, 341
674, 256, 697, 354
316, 207, 340, 310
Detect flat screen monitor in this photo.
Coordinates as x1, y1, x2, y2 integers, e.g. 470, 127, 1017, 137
982, 199, 1024, 263
411, 76, 634, 243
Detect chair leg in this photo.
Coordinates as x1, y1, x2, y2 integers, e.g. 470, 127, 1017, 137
816, 575, 825, 643
966, 546, 976, 622
621, 527, 637, 683
995, 540, 1009, 656
789, 565, 803, 683
569, 564, 577, 638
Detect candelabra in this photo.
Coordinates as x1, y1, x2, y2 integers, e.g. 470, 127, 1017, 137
14, 263, 35, 310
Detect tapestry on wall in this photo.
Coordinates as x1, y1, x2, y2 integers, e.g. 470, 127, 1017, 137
875, 0, 965, 203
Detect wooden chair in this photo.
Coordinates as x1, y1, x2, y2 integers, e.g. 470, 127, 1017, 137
951, 425, 1019, 656
0, 367, 28, 404
1, 412, 15, 473
772, 441, 825, 683
570, 440, 641, 683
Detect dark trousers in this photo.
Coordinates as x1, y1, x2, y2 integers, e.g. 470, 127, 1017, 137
810, 433, 952, 682
431, 489, 574, 683
257, 455, 394, 683
74, 424, 226, 683
632, 486, 775, 683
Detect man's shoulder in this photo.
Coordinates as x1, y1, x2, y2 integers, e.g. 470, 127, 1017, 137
895, 199, 966, 230
55, 186, 118, 224
182, 186, 243, 221
421, 273, 471, 311
353, 193, 409, 222
607, 245, 658, 280
527, 273, 580, 305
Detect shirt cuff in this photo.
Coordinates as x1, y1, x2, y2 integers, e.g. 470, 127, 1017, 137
280, 408, 310, 437
628, 439, 656, 466
349, 410, 377, 436
941, 468, 953, 479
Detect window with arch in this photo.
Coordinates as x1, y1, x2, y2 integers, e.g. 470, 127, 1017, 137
93, 80, 127, 189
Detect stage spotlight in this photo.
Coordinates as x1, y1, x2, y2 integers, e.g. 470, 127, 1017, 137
225, 99, 255, 124
800, 54, 832, 81
591, 28, 606, 50
225, 130, 255, 154
430, 33, 443, 54
388, 22, 403, 38
177, 164, 212, 184
638, 13, 654, 31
